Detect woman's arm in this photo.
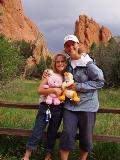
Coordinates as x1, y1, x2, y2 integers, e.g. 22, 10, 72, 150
75, 62, 105, 92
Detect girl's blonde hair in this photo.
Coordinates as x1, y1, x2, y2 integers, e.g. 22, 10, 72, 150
52, 53, 67, 74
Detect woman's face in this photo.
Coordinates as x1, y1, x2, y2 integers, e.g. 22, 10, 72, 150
55, 55, 67, 73
64, 41, 79, 60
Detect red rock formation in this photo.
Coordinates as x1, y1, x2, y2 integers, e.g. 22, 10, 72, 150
74, 15, 112, 52
0, 1, 113, 71
100, 26, 112, 42
0, 0, 4, 4
0, 0, 50, 76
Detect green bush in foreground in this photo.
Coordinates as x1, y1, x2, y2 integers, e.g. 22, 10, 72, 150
0, 34, 22, 85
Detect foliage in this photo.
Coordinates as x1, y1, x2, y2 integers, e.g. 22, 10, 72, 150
12, 40, 35, 76
0, 137, 120, 160
89, 142, 120, 160
13, 39, 34, 59
0, 34, 22, 86
0, 33, 51, 81
31, 56, 47, 78
37, 56, 47, 77
29, 55, 52, 79
46, 55, 52, 68
90, 38, 120, 88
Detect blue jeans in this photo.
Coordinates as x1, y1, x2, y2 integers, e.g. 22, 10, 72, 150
26, 102, 63, 152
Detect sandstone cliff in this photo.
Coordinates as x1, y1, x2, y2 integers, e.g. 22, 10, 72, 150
0, 1, 113, 71
0, 0, 49, 75
74, 15, 112, 52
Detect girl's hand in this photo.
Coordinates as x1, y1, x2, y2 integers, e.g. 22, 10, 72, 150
53, 88, 62, 96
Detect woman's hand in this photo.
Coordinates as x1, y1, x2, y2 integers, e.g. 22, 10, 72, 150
42, 69, 51, 79
67, 83, 77, 90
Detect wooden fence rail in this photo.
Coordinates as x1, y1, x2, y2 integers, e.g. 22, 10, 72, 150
0, 101, 120, 143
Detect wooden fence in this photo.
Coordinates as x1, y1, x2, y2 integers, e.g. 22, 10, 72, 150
0, 101, 120, 143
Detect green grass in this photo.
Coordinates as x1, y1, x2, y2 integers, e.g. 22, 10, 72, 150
0, 79, 120, 160
99, 88, 120, 108
0, 79, 39, 129
0, 79, 40, 103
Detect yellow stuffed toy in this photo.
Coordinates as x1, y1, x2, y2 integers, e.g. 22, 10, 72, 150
59, 72, 80, 102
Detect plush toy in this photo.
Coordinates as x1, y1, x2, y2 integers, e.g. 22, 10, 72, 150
43, 70, 63, 105
59, 72, 80, 102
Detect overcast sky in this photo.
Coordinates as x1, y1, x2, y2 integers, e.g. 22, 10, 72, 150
22, 0, 120, 52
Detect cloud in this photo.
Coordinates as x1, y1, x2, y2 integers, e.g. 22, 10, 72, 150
22, 0, 120, 52
37, 19, 74, 51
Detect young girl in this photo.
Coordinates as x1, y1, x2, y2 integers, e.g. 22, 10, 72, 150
22, 53, 67, 160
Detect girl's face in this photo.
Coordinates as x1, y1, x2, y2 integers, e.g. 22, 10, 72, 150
55, 55, 67, 73
64, 41, 80, 60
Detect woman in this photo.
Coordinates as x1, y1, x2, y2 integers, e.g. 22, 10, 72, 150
22, 53, 67, 160
59, 35, 105, 160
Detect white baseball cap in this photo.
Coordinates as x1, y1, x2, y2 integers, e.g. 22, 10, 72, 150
64, 34, 79, 44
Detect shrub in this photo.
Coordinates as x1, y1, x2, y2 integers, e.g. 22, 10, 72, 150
90, 38, 120, 88
31, 56, 47, 78
0, 34, 22, 86
13, 40, 33, 59
46, 55, 52, 68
